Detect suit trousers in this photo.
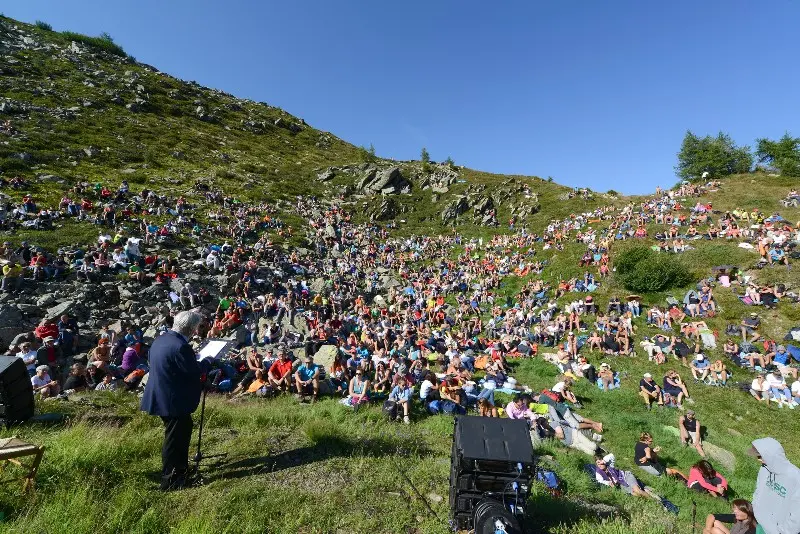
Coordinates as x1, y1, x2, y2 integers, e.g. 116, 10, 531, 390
160, 415, 193, 478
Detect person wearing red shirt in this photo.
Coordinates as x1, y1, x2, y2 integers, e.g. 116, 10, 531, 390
34, 320, 59, 341
268, 347, 294, 392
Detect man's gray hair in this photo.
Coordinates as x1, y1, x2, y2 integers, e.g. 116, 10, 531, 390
172, 311, 202, 338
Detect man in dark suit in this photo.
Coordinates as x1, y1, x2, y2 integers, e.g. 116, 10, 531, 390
141, 311, 208, 490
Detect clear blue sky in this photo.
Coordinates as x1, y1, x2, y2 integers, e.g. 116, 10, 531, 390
4, 1, 799, 193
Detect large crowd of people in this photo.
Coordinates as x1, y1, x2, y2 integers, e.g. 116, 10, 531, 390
2, 171, 798, 528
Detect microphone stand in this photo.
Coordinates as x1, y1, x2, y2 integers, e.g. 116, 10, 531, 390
190, 375, 227, 485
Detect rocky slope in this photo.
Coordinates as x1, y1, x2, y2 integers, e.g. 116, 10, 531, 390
0, 16, 599, 239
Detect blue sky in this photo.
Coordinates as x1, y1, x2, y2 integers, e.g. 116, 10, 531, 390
4, 1, 799, 193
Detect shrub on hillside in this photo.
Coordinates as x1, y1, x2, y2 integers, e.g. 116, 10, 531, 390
615, 246, 652, 276
61, 30, 126, 57
621, 252, 692, 293
34, 20, 52, 31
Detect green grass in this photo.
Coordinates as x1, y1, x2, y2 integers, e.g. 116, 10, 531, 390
2, 14, 800, 534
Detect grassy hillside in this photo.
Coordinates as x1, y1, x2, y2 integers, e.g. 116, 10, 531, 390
1, 15, 799, 534
0, 15, 588, 252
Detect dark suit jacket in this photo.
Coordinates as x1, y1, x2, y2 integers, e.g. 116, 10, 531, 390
140, 331, 206, 417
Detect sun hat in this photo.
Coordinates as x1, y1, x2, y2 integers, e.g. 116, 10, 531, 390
643, 372, 652, 378
43, 336, 54, 343
600, 362, 610, 368
696, 354, 704, 361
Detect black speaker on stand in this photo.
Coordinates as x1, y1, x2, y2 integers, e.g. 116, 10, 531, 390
449, 415, 534, 532
0, 356, 35, 428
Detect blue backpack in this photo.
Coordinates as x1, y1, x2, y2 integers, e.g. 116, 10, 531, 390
536, 469, 562, 496
427, 400, 442, 414
441, 400, 465, 415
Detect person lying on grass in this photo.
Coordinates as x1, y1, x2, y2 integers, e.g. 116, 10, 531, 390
591, 454, 662, 501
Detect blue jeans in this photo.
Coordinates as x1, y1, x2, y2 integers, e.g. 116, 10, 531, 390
771, 387, 791, 401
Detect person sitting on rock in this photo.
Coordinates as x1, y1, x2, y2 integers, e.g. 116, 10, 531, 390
31, 365, 60, 398
678, 410, 706, 456
267, 347, 294, 393
294, 355, 321, 402
36, 336, 63, 377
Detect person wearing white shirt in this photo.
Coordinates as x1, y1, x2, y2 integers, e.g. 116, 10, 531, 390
766, 370, 794, 407
16, 342, 38, 375
750, 374, 771, 403
31, 365, 59, 398
792, 380, 800, 404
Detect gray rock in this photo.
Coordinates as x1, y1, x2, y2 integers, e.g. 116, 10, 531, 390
371, 198, 397, 221
704, 443, 737, 472
313, 344, 338, 372
441, 196, 470, 222
365, 166, 410, 195
35, 294, 56, 307
45, 300, 75, 321
317, 168, 336, 182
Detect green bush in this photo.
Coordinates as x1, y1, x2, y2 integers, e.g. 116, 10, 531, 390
61, 31, 126, 57
622, 253, 692, 293
34, 20, 53, 31
615, 246, 652, 276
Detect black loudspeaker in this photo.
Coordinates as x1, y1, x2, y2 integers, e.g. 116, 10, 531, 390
0, 356, 35, 427
449, 415, 534, 531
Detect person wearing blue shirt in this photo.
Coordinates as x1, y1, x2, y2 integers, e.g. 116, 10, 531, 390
691, 354, 711, 382
294, 355, 320, 402
389, 375, 412, 424
771, 345, 798, 380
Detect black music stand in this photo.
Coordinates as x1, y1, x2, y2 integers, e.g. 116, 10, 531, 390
191, 338, 237, 484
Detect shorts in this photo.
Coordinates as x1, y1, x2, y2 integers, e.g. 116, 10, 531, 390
638, 463, 665, 477
620, 471, 642, 494
712, 514, 735, 524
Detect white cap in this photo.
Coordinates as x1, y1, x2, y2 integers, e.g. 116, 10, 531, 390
643, 372, 652, 378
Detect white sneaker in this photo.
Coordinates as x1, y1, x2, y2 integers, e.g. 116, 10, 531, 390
403, 416, 410, 425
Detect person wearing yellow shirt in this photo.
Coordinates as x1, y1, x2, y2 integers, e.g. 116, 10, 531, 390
1, 262, 23, 292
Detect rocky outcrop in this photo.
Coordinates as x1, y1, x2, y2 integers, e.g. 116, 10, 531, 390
358, 166, 411, 195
